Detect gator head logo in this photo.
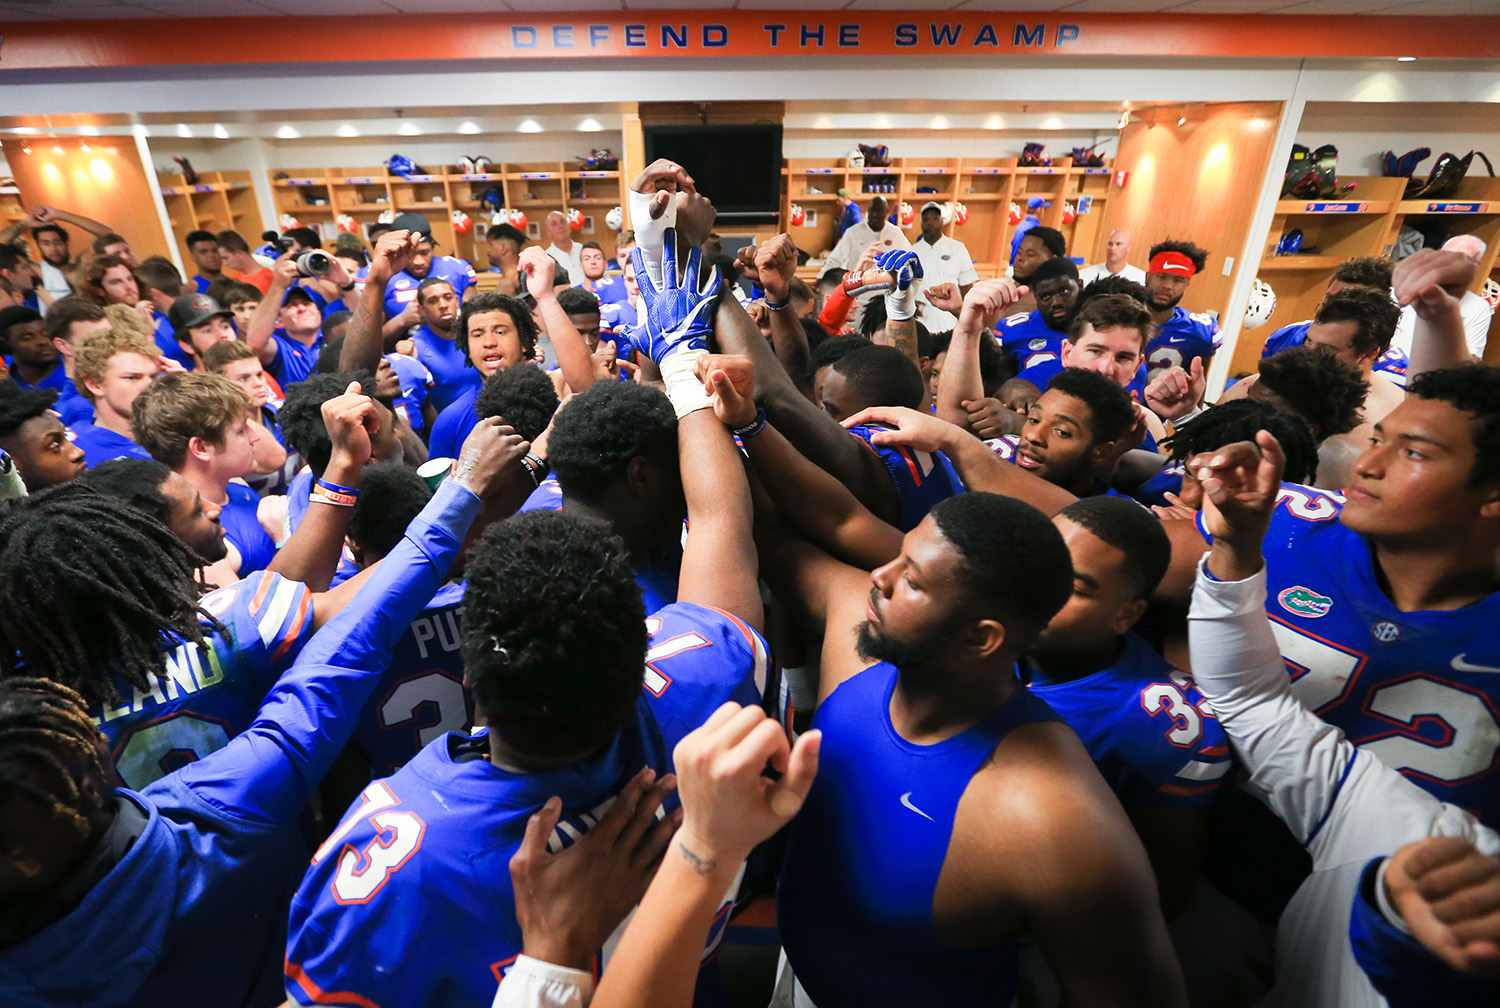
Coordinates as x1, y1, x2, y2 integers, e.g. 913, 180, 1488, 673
1279, 586, 1333, 618
1029, 338, 1048, 350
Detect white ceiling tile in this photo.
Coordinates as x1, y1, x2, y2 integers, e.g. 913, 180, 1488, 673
1056, 0, 1180, 9
844, 0, 964, 8
386, 0, 514, 10
497, 0, 615, 8
1354, 0, 1500, 11
254, 0, 397, 12
17, 3, 170, 17
953, 0, 1079, 9
1162, 0, 1306, 11
622, 0, 736, 7
736, 0, 852, 9
1269, 0, 1413, 11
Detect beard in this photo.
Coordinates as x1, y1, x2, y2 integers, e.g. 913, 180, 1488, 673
1150, 289, 1183, 312
855, 617, 956, 672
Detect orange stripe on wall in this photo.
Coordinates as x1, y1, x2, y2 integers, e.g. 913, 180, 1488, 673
0, 12, 1496, 70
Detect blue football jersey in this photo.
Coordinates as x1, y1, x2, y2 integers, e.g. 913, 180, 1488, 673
222, 481, 277, 576
848, 424, 965, 532
94, 570, 314, 789
997, 310, 1066, 372
1259, 319, 1410, 387
411, 323, 482, 414
1015, 358, 1150, 404
1198, 483, 1500, 824
515, 476, 681, 614
594, 274, 628, 305
1145, 306, 1221, 383
383, 256, 477, 320
351, 582, 472, 778
286, 601, 769, 1008
428, 387, 481, 461
1027, 632, 1232, 809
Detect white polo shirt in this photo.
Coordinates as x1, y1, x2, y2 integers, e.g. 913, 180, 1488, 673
1391, 289, 1493, 359
911, 235, 979, 332
821, 221, 911, 276
544, 243, 584, 286
1077, 261, 1147, 287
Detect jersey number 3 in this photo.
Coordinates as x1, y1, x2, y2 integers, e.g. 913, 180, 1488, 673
313, 781, 427, 904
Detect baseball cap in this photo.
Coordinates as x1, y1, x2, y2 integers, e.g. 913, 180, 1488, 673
390, 212, 434, 243
168, 293, 232, 336
920, 201, 944, 214
281, 284, 318, 307
836, 188, 853, 200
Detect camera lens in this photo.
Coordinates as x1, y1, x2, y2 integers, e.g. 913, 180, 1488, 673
297, 250, 332, 276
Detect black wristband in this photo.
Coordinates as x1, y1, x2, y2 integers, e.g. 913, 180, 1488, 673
732, 408, 768, 439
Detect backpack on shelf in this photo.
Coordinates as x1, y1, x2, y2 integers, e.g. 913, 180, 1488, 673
1405, 150, 1494, 200
1282, 143, 1354, 199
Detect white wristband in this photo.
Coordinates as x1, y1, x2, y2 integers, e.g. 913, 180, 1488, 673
885, 289, 916, 322
491, 955, 594, 1008
629, 188, 676, 288
659, 348, 713, 419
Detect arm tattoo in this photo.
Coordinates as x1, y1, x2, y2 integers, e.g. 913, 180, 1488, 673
675, 837, 718, 876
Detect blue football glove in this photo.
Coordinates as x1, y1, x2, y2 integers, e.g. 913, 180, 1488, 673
629, 228, 721, 366
876, 248, 923, 321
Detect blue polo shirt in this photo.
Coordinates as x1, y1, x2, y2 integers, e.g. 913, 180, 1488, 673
266, 330, 325, 387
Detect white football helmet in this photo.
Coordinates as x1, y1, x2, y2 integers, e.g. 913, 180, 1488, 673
1483, 277, 1500, 311
1244, 278, 1276, 330
605, 206, 624, 231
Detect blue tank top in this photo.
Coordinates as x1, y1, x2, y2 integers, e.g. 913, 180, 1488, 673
779, 662, 1062, 1007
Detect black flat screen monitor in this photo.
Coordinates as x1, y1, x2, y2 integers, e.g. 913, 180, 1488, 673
642, 124, 783, 224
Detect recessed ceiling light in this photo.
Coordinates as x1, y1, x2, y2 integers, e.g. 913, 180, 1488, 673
275, 125, 301, 139
79, 125, 99, 137
577, 118, 603, 133
1397, 56, 1417, 62
176, 123, 192, 138
458, 120, 481, 135
12, 127, 38, 135
1177, 116, 1188, 126
518, 119, 543, 134
212, 124, 229, 139
336, 123, 359, 137
398, 122, 420, 136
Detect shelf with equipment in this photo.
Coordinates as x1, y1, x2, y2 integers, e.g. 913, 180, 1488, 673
781, 155, 1113, 279
1239, 174, 1500, 372
158, 170, 263, 269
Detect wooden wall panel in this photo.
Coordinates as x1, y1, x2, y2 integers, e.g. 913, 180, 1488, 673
2, 136, 173, 265
1101, 101, 1281, 328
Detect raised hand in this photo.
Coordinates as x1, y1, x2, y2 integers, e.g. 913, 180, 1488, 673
630, 159, 695, 288
629, 228, 720, 365
735, 234, 798, 303
876, 249, 923, 322
674, 190, 717, 250
510, 767, 680, 970
694, 353, 757, 428
922, 282, 963, 315
320, 379, 378, 469
1145, 356, 1206, 422
963, 397, 1023, 440
957, 278, 1028, 333
518, 245, 559, 302
672, 703, 820, 874
368, 229, 421, 284
1394, 248, 1479, 321
450, 416, 530, 499
1192, 429, 1286, 568
1383, 835, 1500, 980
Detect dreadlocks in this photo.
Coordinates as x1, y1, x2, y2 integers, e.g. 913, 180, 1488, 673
1164, 398, 1318, 486
0, 678, 106, 832
0, 483, 210, 706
